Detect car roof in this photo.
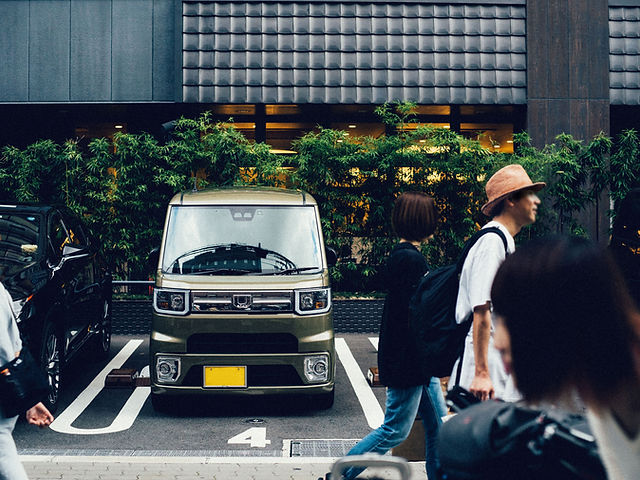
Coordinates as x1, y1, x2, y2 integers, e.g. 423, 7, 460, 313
170, 187, 317, 206
0, 203, 54, 215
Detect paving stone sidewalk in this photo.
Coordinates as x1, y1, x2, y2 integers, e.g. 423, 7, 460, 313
21, 456, 427, 480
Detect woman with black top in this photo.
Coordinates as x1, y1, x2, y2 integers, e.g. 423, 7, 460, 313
338, 191, 447, 480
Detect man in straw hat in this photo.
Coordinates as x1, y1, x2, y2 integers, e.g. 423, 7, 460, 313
448, 164, 545, 402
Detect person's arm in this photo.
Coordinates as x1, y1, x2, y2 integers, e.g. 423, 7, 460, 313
25, 402, 54, 428
469, 302, 494, 401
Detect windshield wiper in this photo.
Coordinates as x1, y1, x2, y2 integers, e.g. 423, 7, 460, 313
189, 268, 253, 276
258, 267, 321, 276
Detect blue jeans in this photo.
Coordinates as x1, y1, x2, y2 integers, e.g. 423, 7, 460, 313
0, 415, 29, 480
343, 377, 447, 479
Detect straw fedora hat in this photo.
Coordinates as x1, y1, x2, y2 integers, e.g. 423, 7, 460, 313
481, 164, 545, 217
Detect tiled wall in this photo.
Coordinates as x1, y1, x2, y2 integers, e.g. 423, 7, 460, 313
182, 1, 527, 104
610, 6, 640, 105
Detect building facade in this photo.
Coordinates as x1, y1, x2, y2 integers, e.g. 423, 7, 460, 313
0, 0, 638, 153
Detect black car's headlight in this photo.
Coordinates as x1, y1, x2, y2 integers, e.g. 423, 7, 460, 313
153, 288, 189, 315
295, 288, 331, 315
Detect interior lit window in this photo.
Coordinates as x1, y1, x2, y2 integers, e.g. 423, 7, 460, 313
460, 123, 514, 153
211, 105, 255, 115
230, 122, 256, 141
265, 122, 316, 153
265, 105, 302, 115
330, 123, 385, 139
413, 106, 451, 115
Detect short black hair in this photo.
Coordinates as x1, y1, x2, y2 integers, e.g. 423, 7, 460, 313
491, 235, 639, 409
391, 191, 438, 243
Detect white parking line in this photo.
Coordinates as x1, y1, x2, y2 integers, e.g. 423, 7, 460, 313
334, 338, 384, 429
50, 340, 149, 435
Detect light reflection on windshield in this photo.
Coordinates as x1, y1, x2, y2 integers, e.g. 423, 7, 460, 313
162, 206, 323, 275
0, 213, 41, 265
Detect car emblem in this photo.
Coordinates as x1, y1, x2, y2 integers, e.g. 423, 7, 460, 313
232, 294, 252, 310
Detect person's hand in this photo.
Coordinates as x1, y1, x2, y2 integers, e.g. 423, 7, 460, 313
469, 374, 494, 401
25, 402, 54, 428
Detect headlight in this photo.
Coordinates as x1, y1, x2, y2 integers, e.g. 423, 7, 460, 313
295, 288, 331, 315
153, 288, 189, 315
304, 355, 330, 382
156, 356, 181, 383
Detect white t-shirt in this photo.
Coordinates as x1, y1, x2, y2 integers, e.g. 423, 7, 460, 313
0, 281, 22, 366
449, 221, 520, 401
587, 408, 640, 480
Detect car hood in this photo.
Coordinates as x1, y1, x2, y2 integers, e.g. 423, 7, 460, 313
0, 259, 48, 300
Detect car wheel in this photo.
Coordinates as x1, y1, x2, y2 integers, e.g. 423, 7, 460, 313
150, 393, 174, 413
313, 389, 335, 410
91, 298, 112, 360
40, 322, 63, 414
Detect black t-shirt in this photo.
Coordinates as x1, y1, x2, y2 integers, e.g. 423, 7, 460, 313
377, 242, 430, 387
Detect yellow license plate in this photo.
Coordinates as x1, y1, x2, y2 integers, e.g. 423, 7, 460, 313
203, 366, 247, 388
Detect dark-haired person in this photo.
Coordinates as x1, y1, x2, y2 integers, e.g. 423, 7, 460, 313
334, 192, 447, 480
491, 235, 640, 480
449, 164, 544, 402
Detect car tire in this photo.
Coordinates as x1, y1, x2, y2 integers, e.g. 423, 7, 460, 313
40, 322, 63, 414
313, 389, 335, 410
91, 298, 112, 361
150, 393, 174, 413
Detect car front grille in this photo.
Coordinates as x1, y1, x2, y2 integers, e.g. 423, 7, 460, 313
187, 333, 298, 354
192, 291, 293, 313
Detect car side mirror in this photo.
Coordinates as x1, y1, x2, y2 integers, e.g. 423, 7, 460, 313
326, 247, 338, 267
62, 244, 90, 259
148, 247, 160, 271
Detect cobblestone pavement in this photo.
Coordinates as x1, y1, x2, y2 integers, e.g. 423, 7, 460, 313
21, 455, 427, 480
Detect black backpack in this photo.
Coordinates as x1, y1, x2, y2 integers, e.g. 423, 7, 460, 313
408, 227, 508, 378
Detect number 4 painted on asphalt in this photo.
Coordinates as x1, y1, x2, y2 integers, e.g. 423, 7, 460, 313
227, 427, 271, 448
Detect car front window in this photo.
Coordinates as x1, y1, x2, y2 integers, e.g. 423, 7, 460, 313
0, 212, 42, 266
161, 205, 323, 275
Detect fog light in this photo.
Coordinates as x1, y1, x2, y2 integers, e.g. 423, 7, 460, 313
156, 356, 180, 383
304, 355, 329, 383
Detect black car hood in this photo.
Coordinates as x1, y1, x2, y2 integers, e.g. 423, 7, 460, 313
0, 259, 49, 300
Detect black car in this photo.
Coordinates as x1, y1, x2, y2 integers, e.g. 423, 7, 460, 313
610, 187, 640, 310
0, 204, 112, 412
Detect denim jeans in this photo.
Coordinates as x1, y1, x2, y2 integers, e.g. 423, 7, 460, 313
0, 415, 29, 480
343, 377, 447, 479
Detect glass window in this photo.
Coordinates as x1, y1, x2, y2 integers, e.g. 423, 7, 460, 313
48, 214, 70, 262
0, 212, 41, 266
161, 205, 323, 275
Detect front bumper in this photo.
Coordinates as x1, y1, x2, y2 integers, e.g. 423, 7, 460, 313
150, 311, 335, 397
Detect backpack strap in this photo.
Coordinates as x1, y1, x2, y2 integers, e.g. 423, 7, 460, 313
453, 226, 509, 388
455, 226, 508, 273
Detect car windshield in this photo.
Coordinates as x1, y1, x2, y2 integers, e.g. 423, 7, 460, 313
0, 212, 42, 268
162, 205, 323, 275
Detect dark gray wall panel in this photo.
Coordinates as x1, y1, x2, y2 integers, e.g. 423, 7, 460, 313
70, 0, 111, 101
112, 0, 153, 101
153, 0, 178, 101
29, 0, 70, 101
0, 1, 29, 101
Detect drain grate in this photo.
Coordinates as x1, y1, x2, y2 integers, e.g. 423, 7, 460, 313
289, 439, 359, 457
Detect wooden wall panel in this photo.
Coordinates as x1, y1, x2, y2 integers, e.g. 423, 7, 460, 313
0, 1, 29, 101
112, 0, 153, 101
527, 0, 610, 147
70, 0, 112, 101
29, 0, 70, 101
